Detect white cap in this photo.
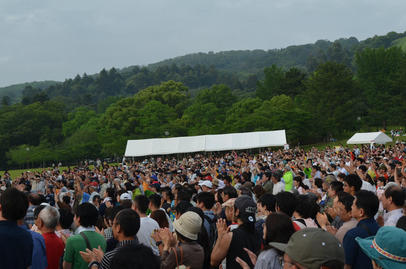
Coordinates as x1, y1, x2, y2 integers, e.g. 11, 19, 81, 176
216, 180, 226, 190
120, 192, 132, 201
199, 180, 212, 189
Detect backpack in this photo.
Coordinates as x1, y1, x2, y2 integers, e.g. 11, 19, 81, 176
203, 214, 218, 249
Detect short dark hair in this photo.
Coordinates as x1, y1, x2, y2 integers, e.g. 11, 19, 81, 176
149, 194, 161, 209
358, 165, 367, 173
330, 181, 343, 194
59, 208, 74, 229
28, 193, 42, 206
111, 244, 160, 269
114, 209, 140, 237
120, 199, 133, 209
258, 193, 276, 212
355, 190, 379, 218
314, 178, 323, 189
34, 204, 46, 220
0, 188, 29, 221
134, 195, 149, 214
150, 210, 169, 229
176, 188, 192, 202
294, 195, 319, 219
275, 192, 297, 217
161, 187, 173, 201
105, 205, 124, 221
265, 212, 295, 247
384, 185, 405, 207
62, 195, 71, 205
337, 192, 354, 213
174, 201, 192, 215
196, 192, 215, 210
343, 174, 362, 192
223, 186, 237, 199
75, 203, 99, 227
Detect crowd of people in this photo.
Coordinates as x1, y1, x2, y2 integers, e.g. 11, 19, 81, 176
0, 143, 406, 269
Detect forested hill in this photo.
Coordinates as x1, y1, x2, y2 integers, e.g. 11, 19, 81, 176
1, 30, 405, 104
147, 31, 406, 74
0, 30, 405, 169
0, 81, 59, 104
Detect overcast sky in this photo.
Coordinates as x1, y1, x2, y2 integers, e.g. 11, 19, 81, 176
0, 0, 405, 87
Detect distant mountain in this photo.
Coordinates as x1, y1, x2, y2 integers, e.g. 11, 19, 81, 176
1, 30, 405, 104
0, 81, 59, 103
146, 30, 406, 75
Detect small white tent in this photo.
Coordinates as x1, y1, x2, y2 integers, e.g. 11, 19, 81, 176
347, 131, 392, 145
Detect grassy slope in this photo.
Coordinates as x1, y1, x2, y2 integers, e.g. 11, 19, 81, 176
392, 36, 406, 51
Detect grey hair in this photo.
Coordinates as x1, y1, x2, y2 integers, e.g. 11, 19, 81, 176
39, 206, 60, 229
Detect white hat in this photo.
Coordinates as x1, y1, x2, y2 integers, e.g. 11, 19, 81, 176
120, 192, 132, 201
199, 180, 212, 189
173, 211, 202, 240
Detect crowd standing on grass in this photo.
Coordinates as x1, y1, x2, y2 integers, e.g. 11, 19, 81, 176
0, 143, 406, 269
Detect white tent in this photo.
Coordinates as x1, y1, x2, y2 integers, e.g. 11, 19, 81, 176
125, 130, 287, 157
347, 131, 392, 145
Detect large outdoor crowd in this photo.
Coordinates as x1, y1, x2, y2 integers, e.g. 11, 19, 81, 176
0, 143, 405, 269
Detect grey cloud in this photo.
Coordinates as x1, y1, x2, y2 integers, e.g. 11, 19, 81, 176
0, 0, 405, 86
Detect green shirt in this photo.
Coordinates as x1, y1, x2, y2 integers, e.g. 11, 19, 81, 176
283, 171, 293, 191
304, 167, 312, 179
63, 231, 106, 269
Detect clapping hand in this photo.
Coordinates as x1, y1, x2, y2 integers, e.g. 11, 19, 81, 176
216, 218, 229, 238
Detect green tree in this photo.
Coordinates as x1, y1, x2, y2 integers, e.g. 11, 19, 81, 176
300, 62, 360, 139
62, 107, 97, 137
355, 47, 405, 127
256, 65, 285, 99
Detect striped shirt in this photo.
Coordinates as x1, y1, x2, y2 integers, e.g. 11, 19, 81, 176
100, 240, 136, 269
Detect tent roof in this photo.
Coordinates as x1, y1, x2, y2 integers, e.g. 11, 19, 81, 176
125, 130, 287, 157
347, 131, 392, 145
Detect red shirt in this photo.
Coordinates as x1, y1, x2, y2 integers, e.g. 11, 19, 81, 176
42, 232, 65, 269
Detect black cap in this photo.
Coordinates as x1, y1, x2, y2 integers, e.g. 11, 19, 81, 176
234, 195, 256, 223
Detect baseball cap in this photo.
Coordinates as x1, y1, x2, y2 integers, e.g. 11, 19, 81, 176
269, 228, 345, 269
234, 195, 256, 223
356, 226, 406, 269
149, 182, 161, 192
199, 180, 212, 189
173, 211, 202, 240
120, 192, 132, 201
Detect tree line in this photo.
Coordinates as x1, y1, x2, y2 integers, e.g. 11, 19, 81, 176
1, 46, 405, 169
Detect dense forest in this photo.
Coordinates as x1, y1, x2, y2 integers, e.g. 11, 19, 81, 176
0, 31, 405, 169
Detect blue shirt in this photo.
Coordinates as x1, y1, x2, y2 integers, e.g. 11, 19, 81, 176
343, 218, 379, 269
0, 220, 33, 269
20, 225, 48, 269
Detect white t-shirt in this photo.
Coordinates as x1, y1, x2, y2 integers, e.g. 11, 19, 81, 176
272, 181, 285, 195
361, 180, 376, 193
137, 217, 160, 255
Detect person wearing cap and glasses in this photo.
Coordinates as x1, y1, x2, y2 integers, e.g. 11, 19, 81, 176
210, 195, 261, 268
356, 226, 406, 269
271, 228, 345, 269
